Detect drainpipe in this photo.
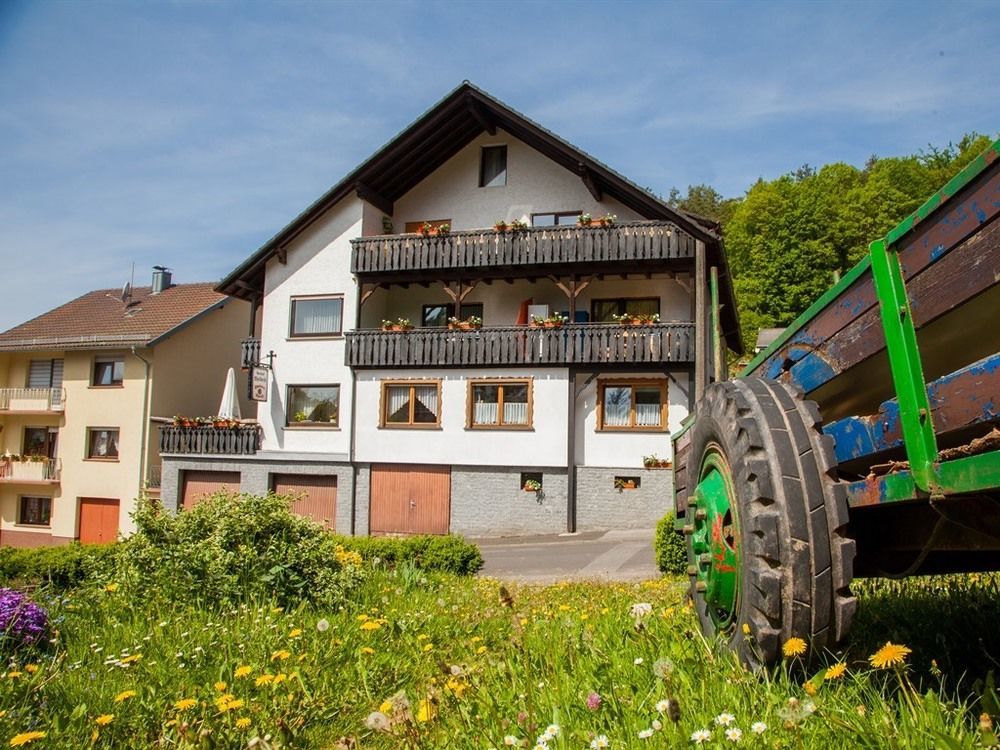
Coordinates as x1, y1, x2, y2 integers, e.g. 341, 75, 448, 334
131, 347, 153, 499
566, 369, 577, 533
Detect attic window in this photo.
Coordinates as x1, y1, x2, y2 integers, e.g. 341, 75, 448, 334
480, 146, 507, 187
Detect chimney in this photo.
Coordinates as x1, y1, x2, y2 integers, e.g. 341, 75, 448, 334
151, 266, 172, 294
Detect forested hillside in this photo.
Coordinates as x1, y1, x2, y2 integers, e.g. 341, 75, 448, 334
668, 133, 996, 356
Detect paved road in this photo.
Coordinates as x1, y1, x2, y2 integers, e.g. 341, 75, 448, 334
473, 528, 658, 583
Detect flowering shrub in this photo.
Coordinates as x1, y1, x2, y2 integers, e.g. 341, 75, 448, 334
654, 512, 687, 574
0, 588, 47, 650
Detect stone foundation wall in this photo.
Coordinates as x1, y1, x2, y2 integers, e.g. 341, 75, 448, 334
575, 466, 674, 532
450, 466, 568, 537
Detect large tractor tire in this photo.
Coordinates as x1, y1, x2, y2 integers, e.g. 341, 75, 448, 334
685, 378, 856, 667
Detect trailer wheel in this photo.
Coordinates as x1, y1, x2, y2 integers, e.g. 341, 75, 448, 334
685, 378, 856, 667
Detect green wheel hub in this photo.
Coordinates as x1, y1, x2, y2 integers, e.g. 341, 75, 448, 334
690, 448, 741, 630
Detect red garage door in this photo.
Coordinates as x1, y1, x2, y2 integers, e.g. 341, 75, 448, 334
271, 474, 337, 529
181, 471, 240, 508
370, 464, 450, 535
79, 498, 119, 544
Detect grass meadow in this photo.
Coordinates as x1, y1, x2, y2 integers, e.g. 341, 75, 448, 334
3, 567, 1000, 749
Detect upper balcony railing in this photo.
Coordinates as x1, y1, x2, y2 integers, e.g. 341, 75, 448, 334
159, 424, 262, 456
350, 221, 695, 275
0, 457, 61, 483
345, 322, 695, 369
0, 388, 65, 413
241, 338, 261, 369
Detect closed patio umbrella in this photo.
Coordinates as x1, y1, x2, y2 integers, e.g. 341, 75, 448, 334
217, 367, 241, 420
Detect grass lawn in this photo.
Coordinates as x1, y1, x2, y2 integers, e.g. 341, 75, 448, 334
2, 569, 1000, 748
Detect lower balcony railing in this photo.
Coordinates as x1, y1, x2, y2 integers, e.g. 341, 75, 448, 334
0, 457, 61, 483
345, 322, 695, 368
159, 425, 262, 456
0, 388, 65, 412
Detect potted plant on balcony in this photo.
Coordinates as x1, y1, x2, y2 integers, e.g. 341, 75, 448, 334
436, 223, 451, 236
614, 477, 637, 491
522, 478, 542, 492
419, 221, 434, 237
381, 318, 413, 332
447, 315, 482, 330
577, 212, 592, 227
510, 219, 528, 232
494, 220, 508, 233
642, 454, 672, 469
598, 213, 617, 228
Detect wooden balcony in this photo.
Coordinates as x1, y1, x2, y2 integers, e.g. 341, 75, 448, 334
350, 221, 695, 276
345, 323, 694, 369
159, 425, 262, 456
0, 388, 65, 413
0, 458, 61, 484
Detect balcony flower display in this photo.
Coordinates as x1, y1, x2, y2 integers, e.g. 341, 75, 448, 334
509, 219, 528, 232
523, 478, 542, 492
493, 220, 508, 233
577, 213, 592, 226
447, 315, 482, 330
613, 312, 660, 326
381, 318, 413, 332
642, 454, 672, 469
530, 313, 567, 329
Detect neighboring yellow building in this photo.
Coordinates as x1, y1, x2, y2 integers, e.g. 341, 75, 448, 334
0, 269, 248, 546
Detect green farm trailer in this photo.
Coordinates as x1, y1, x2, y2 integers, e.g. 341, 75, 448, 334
673, 138, 1000, 666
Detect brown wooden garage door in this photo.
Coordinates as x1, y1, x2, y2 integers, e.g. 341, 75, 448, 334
370, 464, 450, 535
181, 470, 240, 508
272, 474, 337, 529
79, 498, 119, 544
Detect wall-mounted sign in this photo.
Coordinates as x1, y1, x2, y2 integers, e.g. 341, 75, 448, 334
251, 367, 268, 402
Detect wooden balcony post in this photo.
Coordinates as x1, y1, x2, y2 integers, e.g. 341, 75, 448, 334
694, 240, 707, 402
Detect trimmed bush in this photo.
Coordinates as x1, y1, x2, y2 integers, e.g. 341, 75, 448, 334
655, 511, 688, 574
0, 544, 115, 590
336, 534, 483, 576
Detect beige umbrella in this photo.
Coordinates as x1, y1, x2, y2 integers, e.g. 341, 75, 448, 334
217, 367, 241, 420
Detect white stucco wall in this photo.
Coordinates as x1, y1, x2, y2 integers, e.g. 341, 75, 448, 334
390, 129, 641, 232
353, 367, 569, 467
258, 197, 363, 455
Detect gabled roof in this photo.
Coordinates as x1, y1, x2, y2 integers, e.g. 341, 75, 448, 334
0, 283, 230, 352
217, 81, 742, 352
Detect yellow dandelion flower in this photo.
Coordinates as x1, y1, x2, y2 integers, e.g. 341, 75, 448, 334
23, 665, 38, 674
235, 718, 251, 729
416, 699, 435, 723
214, 694, 235, 707
422, 644, 433, 652
273, 673, 287, 685
270, 650, 291, 661
379, 700, 393, 714
360, 621, 382, 631
357, 614, 369, 622
7, 672, 22, 680
234, 665, 252, 678
214, 681, 228, 692
255, 675, 274, 687
470, 636, 481, 643
476, 646, 487, 654
9, 731, 46, 746
95, 715, 114, 726
289, 628, 302, 638
416, 634, 428, 641
114, 690, 136, 703
558, 604, 571, 612
782, 637, 807, 658
804, 681, 818, 696
869, 642, 912, 669
104, 583, 119, 593
220, 698, 244, 712
825, 662, 847, 680
120, 654, 141, 664
361, 647, 374, 655
271, 607, 283, 614
741, 623, 751, 636
173, 699, 197, 711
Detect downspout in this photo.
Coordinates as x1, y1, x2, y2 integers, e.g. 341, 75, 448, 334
131, 346, 153, 499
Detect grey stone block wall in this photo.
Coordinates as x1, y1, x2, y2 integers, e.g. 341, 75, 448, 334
450, 466, 568, 537
160, 456, 355, 536
353, 464, 370, 536
575, 466, 674, 532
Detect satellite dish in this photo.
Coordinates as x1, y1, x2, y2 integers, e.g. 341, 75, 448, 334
121, 282, 132, 303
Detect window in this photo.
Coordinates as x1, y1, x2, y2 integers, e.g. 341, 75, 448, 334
479, 145, 507, 187
597, 380, 667, 431
18, 496, 51, 526
87, 428, 120, 459
381, 381, 442, 427
287, 385, 340, 427
92, 357, 124, 386
591, 297, 660, 323
27, 358, 63, 388
23, 427, 57, 458
531, 211, 582, 227
469, 379, 532, 428
422, 303, 484, 327
290, 296, 343, 337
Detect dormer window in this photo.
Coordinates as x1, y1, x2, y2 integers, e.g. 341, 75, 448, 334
480, 145, 507, 187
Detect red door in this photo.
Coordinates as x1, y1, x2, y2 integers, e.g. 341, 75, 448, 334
370, 464, 450, 535
78, 498, 120, 544
181, 471, 240, 508
271, 474, 337, 528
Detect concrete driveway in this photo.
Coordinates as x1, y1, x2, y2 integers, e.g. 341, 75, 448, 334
473, 528, 658, 583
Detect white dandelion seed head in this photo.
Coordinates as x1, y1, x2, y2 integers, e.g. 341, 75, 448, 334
316, 619, 330, 632
651, 719, 662, 731
638, 728, 654, 739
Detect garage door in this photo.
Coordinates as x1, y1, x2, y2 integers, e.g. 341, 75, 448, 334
181, 470, 241, 508
79, 498, 119, 544
370, 464, 450, 535
272, 474, 337, 529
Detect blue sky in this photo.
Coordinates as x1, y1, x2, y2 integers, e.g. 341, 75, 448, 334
1, 0, 997, 332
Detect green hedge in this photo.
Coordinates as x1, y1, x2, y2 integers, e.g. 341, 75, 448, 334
334, 534, 483, 576
654, 511, 688, 575
0, 543, 115, 590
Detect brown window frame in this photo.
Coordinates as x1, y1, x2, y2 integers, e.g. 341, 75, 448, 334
288, 294, 345, 338
590, 297, 661, 323
86, 427, 120, 460
379, 380, 443, 429
466, 378, 533, 430
596, 378, 668, 432
286, 384, 340, 428
18, 496, 51, 526
91, 357, 125, 387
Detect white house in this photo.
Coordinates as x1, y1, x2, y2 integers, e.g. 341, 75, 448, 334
159, 82, 741, 537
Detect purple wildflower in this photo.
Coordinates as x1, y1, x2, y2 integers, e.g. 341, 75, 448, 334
586, 691, 602, 711
0, 588, 48, 648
